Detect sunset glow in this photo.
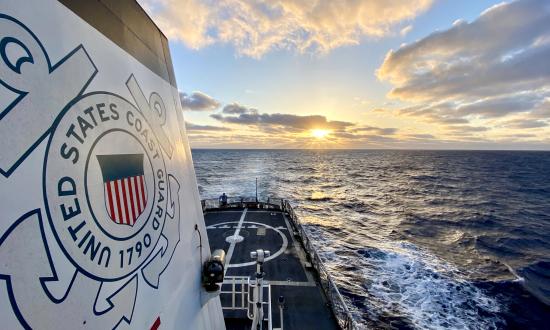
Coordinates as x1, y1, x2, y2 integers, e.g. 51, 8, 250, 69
311, 129, 330, 139
139, 0, 550, 150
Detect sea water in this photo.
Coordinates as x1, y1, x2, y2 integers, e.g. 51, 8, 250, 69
192, 149, 550, 329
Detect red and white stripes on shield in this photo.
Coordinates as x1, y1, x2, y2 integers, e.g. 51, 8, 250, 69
104, 175, 147, 226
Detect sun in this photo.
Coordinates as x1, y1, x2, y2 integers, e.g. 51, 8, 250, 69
310, 129, 331, 139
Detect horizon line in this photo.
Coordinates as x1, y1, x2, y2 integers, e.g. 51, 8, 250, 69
190, 147, 550, 152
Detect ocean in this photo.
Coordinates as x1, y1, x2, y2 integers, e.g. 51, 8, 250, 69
191, 149, 550, 329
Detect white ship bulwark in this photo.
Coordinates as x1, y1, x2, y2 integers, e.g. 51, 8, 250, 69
0, 0, 225, 328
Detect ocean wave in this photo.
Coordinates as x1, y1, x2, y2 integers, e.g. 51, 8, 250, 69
356, 242, 504, 329
517, 260, 550, 306
193, 149, 550, 327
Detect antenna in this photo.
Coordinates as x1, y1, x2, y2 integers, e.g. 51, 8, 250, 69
255, 177, 258, 202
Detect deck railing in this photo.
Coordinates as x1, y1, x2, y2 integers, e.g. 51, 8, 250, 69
201, 196, 284, 211
220, 276, 272, 330
281, 200, 358, 330
220, 276, 249, 311
202, 197, 358, 330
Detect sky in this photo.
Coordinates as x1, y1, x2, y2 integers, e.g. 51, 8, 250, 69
139, 0, 550, 149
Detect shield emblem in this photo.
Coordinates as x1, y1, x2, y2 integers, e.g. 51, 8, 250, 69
97, 154, 147, 226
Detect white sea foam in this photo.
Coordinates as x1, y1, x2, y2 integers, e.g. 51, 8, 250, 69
503, 262, 524, 283
360, 242, 504, 329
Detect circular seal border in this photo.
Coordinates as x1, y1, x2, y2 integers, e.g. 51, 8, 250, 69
42, 91, 168, 282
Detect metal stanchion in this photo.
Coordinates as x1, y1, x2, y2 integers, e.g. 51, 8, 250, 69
250, 249, 270, 330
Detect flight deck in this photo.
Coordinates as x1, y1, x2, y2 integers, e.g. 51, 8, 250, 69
202, 199, 356, 330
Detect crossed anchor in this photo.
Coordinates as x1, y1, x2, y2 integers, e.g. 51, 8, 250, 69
0, 13, 182, 329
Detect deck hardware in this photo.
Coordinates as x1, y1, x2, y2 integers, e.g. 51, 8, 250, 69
202, 249, 226, 292
250, 249, 270, 330
203, 198, 359, 329
278, 296, 285, 330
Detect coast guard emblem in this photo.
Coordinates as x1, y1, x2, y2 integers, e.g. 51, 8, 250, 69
97, 154, 148, 226
0, 12, 184, 329
43, 91, 169, 281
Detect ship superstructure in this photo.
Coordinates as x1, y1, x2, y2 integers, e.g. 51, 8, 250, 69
0, 1, 356, 329
0, 0, 223, 328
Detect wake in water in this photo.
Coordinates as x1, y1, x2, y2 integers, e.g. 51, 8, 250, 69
313, 231, 504, 329
193, 149, 550, 328
357, 242, 503, 329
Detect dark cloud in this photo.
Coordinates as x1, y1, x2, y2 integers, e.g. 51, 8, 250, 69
208, 110, 405, 145
437, 117, 470, 124
180, 92, 220, 111
397, 104, 469, 124
503, 119, 548, 129
331, 132, 400, 143
526, 101, 550, 119
222, 103, 257, 114
350, 126, 398, 135
394, 92, 549, 128
185, 122, 231, 131
446, 125, 491, 135
211, 112, 354, 131
501, 133, 537, 139
332, 132, 360, 139
455, 94, 545, 118
408, 134, 435, 139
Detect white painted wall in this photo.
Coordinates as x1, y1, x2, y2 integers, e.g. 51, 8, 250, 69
0, 0, 224, 328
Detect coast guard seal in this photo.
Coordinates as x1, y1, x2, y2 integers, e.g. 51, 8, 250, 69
43, 92, 168, 281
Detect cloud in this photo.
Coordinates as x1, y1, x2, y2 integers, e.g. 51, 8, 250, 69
503, 119, 548, 129
446, 125, 490, 133
222, 103, 256, 114
455, 93, 544, 118
211, 111, 354, 131
185, 121, 231, 131
332, 131, 400, 142
378, 0, 550, 102
408, 134, 435, 139
140, 0, 213, 49
139, 0, 434, 57
400, 25, 413, 36
525, 99, 550, 119
350, 126, 398, 135
202, 108, 406, 148
179, 91, 402, 147
180, 91, 220, 111
500, 133, 537, 139
396, 103, 469, 124
376, 0, 550, 135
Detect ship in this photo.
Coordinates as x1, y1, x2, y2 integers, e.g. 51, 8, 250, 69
202, 197, 356, 329
0, 0, 357, 329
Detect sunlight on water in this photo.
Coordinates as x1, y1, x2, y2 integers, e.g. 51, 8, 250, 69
309, 191, 330, 200
193, 149, 550, 328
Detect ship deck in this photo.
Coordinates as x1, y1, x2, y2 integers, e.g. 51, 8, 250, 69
204, 207, 340, 330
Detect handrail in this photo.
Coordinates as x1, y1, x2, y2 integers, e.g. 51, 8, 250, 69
201, 197, 284, 212
281, 200, 358, 330
202, 197, 358, 330
220, 276, 249, 311
247, 278, 272, 330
